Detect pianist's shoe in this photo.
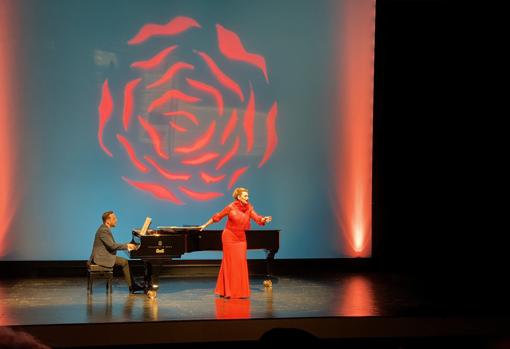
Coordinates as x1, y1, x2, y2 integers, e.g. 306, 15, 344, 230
129, 281, 145, 294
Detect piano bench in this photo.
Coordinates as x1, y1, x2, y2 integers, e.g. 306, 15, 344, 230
87, 264, 114, 295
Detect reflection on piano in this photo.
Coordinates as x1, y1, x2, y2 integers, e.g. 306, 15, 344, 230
129, 227, 280, 298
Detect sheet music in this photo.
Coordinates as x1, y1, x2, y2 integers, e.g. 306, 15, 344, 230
139, 217, 152, 235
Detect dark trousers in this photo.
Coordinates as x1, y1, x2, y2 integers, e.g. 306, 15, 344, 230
114, 256, 132, 287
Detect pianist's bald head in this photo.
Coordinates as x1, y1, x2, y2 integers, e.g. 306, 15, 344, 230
102, 211, 114, 223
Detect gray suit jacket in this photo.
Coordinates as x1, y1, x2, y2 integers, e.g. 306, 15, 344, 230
89, 224, 128, 267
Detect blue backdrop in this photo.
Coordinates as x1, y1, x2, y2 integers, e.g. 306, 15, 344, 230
3, 0, 373, 260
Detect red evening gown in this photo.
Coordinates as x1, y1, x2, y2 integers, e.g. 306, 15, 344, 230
211, 200, 266, 298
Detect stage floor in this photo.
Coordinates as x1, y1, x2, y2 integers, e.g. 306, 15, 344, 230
1, 273, 392, 325
1, 271, 509, 347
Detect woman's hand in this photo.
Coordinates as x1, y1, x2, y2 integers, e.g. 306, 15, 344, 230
263, 216, 272, 223
199, 219, 213, 231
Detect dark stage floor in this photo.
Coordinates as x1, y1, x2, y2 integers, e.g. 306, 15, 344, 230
1, 271, 509, 348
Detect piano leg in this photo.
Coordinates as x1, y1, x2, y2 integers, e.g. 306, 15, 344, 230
143, 260, 162, 299
263, 250, 276, 288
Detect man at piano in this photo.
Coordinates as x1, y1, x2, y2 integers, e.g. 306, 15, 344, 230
88, 211, 144, 293
199, 187, 272, 299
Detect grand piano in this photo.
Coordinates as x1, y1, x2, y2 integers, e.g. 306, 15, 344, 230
129, 227, 280, 298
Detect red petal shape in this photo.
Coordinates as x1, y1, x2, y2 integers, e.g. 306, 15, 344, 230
175, 121, 216, 154
148, 90, 200, 112
144, 155, 191, 181
122, 177, 183, 205
195, 50, 244, 102
138, 116, 169, 160
243, 87, 255, 153
179, 186, 224, 201
164, 111, 200, 126
228, 166, 249, 189
200, 172, 226, 184
258, 101, 278, 168
98, 80, 113, 157
216, 136, 240, 171
128, 16, 201, 45
131, 46, 177, 69
221, 109, 238, 145
169, 121, 187, 133
216, 24, 268, 82
181, 152, 219, 165
116, 134, 149, 173
122, 78, 142, 131
186, 78, 224, 116
147, 62, 194, 89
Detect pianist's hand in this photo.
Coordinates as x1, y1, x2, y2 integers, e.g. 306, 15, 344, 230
127, 243, 138, 251
198, 224, 207, 231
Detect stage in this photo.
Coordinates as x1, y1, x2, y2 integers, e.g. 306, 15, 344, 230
1, 268, 509, 348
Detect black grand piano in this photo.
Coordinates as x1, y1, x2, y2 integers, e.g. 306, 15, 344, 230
129, 227, 279, 298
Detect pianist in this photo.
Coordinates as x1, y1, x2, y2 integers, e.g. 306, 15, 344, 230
88, 211, 144, 293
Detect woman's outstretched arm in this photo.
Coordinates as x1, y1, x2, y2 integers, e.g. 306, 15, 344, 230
199, 218, 213, 231
199, 205, 231, 230
250, 209, 272, 225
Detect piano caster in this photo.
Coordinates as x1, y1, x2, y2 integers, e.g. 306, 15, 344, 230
263, 279, 272, 288
146, 289, 157, 299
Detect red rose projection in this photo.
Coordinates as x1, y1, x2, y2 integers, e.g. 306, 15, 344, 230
98, 16, 278, 204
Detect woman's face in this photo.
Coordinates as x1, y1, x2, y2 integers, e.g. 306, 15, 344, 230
237, 191, 249, 204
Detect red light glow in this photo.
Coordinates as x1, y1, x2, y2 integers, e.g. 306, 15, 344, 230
215, 298, 251, 319
332, 0, 375, 257
336, 276, 378, 316
0, 0, 18, 256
